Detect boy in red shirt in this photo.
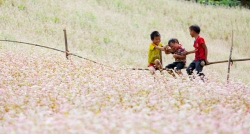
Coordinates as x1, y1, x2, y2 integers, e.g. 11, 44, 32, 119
186, 25, 209, 77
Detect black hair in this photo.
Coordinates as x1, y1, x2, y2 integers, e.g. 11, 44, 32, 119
189, 24, 200, 34
150, 31, 160, 40
168, 38, 179, 46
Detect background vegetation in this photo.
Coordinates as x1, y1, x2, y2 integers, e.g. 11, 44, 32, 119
190, 0, 250, 8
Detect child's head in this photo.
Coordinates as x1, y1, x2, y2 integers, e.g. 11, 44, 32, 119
189, 24, 200, 37
150, 31, 161, 45
168, 38, 179, 50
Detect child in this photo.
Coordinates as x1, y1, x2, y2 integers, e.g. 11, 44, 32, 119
165, 38, 187, 78
148, 31, 166, 74
186, 24, 209, 77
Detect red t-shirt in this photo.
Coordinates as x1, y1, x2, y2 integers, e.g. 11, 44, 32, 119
193, 36, 206, 60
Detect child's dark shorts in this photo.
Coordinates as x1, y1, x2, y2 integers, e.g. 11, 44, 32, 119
186, 60, 205, 76
165, 62, 185, 70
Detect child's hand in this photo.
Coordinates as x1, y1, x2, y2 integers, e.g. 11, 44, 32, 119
164, 46, 171, 54
165, 46, 173, 52
164, 46, 169, 50
173, 54, 178, 59
205, 59, 209, 65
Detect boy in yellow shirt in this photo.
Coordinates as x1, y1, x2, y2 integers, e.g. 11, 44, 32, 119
148, 31, 166, 74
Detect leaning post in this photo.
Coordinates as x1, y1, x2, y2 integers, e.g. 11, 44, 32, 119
227, 30, 234, 83
63, 29, 69, 59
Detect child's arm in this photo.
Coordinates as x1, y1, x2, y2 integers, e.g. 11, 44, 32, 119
186, 50, 196, 55
164, 46, 173, 54
173, 54, 186, 59
155, 46, 165, 51
201, 44, 209, 64
152, 44, 165, 51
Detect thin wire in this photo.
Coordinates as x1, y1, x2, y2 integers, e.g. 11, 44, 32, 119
0, 40, 116, 70
0, 40, 65, 53
1, 40, 250, 71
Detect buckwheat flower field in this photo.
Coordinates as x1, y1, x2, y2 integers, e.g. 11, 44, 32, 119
1, 0, 250, 133
0, 48, 249, 133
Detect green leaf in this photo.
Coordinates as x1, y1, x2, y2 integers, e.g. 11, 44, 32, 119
18, 5, 26, 10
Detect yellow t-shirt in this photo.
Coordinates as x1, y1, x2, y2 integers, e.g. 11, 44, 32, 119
148, 43, 163, 65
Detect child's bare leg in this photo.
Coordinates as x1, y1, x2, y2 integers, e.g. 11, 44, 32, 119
166, 68, 176, 78
175, 69, 183, 76
148, 66, 156, 75
154, 59, 163, 71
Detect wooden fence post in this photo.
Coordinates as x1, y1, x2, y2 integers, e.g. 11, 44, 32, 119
227, 30, 234, 82
63, 29, 69, 59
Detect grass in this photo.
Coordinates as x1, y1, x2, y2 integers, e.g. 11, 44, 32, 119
0, 0, 250, 83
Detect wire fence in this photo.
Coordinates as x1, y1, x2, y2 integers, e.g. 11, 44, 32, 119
1, 39, 249, 68
1, 29, 250, 81
0, 39, 117, 70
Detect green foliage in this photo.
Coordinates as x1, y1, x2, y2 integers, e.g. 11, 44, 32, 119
134, 23, 139, 28
18, 5, 26, 10
53, 17, 59, 23
103, 37, 110, 44
85, 12, 96, 21
117, 1, 122, 7
192, 0, 250, 8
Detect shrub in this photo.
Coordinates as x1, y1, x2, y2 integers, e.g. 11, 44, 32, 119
189, 0, 250, 8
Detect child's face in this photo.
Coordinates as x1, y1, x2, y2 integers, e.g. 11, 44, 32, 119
189, 29, 195, 37
169, 42, 179, 50
152, 36, 161, 45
